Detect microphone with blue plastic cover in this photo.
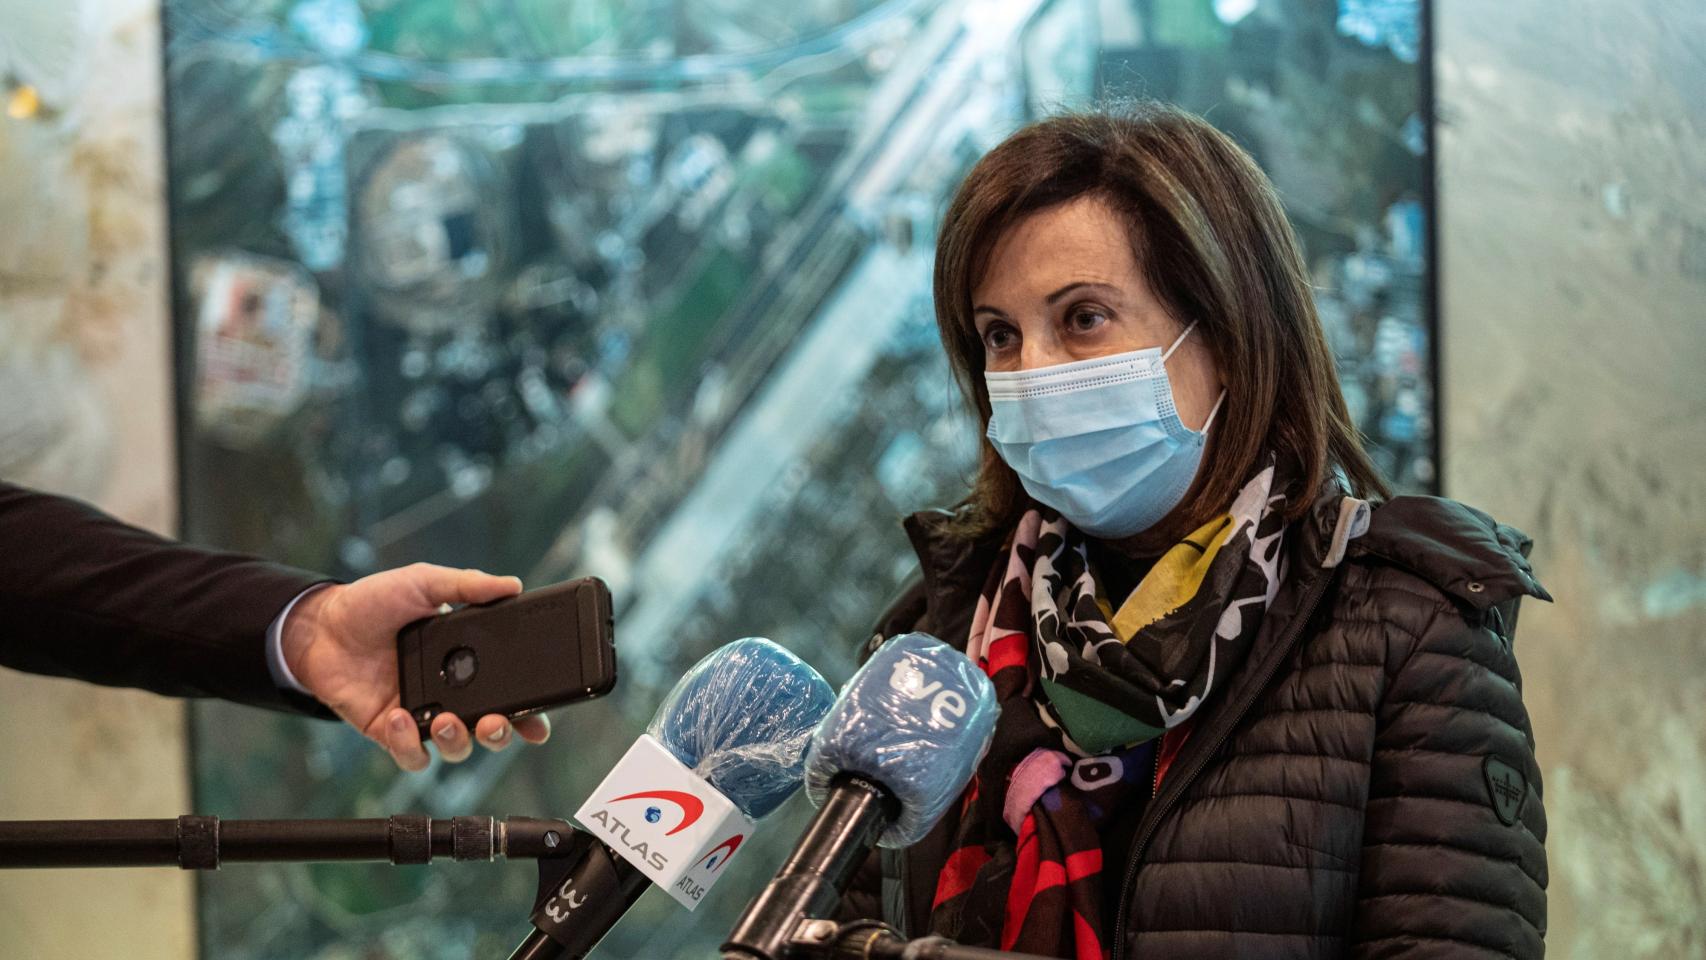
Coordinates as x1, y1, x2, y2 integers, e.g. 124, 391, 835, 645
720, 632, 998, 960
509, 638, 835, 960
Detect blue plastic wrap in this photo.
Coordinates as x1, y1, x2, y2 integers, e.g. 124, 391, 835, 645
804, 632, 998, 847
648, 638, 837, 820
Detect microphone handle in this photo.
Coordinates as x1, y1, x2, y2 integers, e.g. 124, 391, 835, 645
722, 773, 896, 960
783, 920, 1052, 960
835, 931, 1034, 960
507, 931, 566, 960
509, 833, 650, 960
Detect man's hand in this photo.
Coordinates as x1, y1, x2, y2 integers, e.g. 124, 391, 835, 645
280, 564, 551, 771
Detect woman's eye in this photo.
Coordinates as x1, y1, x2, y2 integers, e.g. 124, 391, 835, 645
1067, 307, 1108, 333
983, 325, 1017, 352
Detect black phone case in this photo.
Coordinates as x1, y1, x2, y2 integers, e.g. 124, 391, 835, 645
397, 577, 616, 737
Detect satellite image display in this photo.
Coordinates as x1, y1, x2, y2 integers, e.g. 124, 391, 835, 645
166, 0, 1431, 956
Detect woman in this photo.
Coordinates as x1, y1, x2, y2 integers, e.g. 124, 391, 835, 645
839, 105, 1550, 960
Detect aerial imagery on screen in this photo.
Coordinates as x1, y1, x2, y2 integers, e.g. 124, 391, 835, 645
165, 1, 1430, 956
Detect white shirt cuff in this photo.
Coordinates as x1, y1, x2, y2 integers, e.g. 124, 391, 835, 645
266, 584, 332, 696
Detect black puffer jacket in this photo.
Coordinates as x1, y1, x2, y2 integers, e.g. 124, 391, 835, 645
840, 487, 1551, 959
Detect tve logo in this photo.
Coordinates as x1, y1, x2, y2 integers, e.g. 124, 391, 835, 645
887, 657, 968, 729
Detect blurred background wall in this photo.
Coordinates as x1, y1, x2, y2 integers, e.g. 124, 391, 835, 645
1435, 1, 1706, 955
0, 1, 192, 957
0, 0, 1702, 958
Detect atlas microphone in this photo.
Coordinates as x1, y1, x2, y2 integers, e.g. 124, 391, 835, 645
510, 637, 835, 960
721, 633, 998, 960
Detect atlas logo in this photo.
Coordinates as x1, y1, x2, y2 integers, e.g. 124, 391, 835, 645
583, 788, 706, 873
673, 832, 746, 903
887, 659, 968, 729
694, 833, 745, 873
605, 789, 704, 836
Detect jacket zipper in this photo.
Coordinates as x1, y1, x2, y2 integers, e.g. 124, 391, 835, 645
1109, 570, 1337, 960
1151, 744, 1162, 798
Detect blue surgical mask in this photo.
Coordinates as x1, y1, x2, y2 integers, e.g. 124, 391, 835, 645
984, 323, 1224, 539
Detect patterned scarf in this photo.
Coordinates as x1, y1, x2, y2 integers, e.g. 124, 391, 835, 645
929, 465, 1289, 960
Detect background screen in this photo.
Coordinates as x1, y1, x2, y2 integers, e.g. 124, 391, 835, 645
165, 0, 1433, 956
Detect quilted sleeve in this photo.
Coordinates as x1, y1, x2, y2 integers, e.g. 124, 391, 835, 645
1351, 579, 1548, 959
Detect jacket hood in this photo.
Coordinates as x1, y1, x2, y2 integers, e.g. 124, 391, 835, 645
1346, 494, 1553, 612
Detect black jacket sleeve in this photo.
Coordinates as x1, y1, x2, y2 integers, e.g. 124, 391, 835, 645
0, 481, 334, 717
1350, 583, 1549, 958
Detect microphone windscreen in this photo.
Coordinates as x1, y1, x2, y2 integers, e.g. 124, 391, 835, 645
649, 638, 836, 819
804, 632, 997, 847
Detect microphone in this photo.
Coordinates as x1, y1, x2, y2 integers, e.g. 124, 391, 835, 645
510, 638, 835, 960
721, 633, 998, 960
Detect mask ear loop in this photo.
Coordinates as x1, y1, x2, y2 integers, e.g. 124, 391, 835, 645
1198, 389, 1227, 435
1161, 321, 1199, 363
1164, 322, 1224, 434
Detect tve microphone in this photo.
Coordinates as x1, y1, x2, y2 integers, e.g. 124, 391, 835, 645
510, 638, 835, 960
721, 633, 997, 960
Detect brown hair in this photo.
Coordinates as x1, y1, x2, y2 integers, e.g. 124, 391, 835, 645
934, 103, 1390, 546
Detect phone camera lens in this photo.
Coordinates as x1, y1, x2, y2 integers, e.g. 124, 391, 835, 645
442, 647, 479, 688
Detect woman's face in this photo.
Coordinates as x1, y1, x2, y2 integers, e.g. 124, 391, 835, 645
971, 195, 1223, 431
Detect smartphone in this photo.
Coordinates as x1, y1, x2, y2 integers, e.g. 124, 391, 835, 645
397, 576, 616, 737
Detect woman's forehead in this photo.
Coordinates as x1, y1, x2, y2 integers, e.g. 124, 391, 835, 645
975, 198, 1142, 301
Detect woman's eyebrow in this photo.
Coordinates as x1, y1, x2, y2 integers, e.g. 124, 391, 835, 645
1044, 280, 1119, 303
969, 281, 1125, 318
975, 280, 1120, 317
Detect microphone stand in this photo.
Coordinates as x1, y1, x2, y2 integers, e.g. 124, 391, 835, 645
784, 918, 1053, 960
721, 773, 896, 960
0, 816, 643, 960
0, 815, 572, 869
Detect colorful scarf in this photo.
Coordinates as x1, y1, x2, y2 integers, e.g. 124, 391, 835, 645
929, 465, 1289, 960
